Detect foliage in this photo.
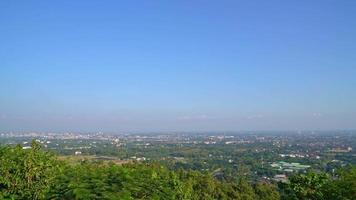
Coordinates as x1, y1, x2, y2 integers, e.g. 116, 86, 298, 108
0, 142, 267, 199
254, 182, 280, 200
279, 167, 356, 200
0, 142, 355, 200
279, 172, 330, 200
0, 141, 60, 199
323, 166, 356, 200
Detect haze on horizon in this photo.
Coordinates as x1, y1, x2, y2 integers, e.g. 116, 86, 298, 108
1, 1, 356, 132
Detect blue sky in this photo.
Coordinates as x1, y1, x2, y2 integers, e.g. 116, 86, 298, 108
1, 1, 356, 132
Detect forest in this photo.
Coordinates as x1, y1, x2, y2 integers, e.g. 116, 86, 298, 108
0, 141, 355, 200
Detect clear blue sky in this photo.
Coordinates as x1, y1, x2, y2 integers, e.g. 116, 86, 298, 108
1, 1, 356, 132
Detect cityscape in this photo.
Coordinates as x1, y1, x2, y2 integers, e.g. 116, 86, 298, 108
1, 0, 356, 199
1, 131, 355, 184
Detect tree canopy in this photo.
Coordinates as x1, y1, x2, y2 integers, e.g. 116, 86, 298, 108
0, 142, 355, 200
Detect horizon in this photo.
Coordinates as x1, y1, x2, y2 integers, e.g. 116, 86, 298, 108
1, 129, 356, 135
1, 1, 356, 132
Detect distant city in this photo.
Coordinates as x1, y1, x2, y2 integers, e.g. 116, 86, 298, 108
1, 130, 355, 183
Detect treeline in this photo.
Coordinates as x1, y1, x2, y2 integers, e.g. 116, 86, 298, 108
0, 142, 355, 200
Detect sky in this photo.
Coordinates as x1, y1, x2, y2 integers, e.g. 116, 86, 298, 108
1, 1, 356, 132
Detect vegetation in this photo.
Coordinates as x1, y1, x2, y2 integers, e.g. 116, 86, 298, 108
279, 168, 356, 200
0, 142, 60, 199
0, 142, 355, 199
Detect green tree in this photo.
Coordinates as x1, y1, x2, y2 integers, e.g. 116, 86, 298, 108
279, 172, 330, 200
0, 141, 60, 199
254, 182, 280, 200
324, 166, 356, 200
